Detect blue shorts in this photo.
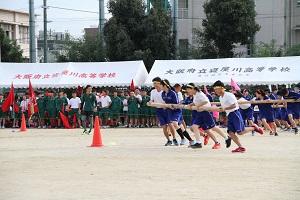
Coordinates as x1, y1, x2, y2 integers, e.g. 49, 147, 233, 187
253, 111, 260, 123
274, 109, 281, 120
287, 107, 300, 119
156, 108, 169, 126
167, 109, 182, 123
240, 107, 253, 121
192, 111, 215, 130
259, 110, 275, 123
227, 110, 245, 134
280, 109, 289, 121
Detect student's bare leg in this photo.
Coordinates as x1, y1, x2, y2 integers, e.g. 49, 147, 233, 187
229, 132, 242, 147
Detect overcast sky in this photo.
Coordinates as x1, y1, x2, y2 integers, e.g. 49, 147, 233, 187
0, 0, 110, 37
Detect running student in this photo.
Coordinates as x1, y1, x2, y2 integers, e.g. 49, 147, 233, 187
149, 77, 178, 146
279, 88, 299, 134
212, 81, 264, 153
185, 83, 231, 149
255, 89, 277, 136
81, 85, 97, 134
161, 79, 194, 146
234, 91, 254, 126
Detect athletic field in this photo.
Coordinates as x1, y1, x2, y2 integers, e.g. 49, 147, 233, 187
0, 128, 299, 200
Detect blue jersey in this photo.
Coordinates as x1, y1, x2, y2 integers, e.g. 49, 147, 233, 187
206, 94, 213, 102
256, 96, 273, 114
269, 93, 280, 111
182, 96, 193, 105
162, 89, 182, 122
285, 91, 300, 110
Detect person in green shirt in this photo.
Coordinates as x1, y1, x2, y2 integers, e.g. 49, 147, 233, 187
128, 91, 139, 127
45, 91, 57, 128
0, 94, 5, 128
140, 90, 151, 127
56, 91, 69, 128
37, 92, 46, 128
118, 91, 125, 125
81, 85, 97, 134
109, 91, 122, 127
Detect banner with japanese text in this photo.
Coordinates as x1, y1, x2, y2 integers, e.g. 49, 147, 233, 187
145, 56, 300, 85
0, 61, 148, 88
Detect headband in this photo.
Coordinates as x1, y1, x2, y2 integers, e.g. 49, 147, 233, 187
163, 80, 170, 88
186, 84, 195, 89
213, 86, 224, 89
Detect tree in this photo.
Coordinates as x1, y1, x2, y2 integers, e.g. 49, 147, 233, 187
253, 39, 283, 57
56, 33, 106, 62
0, 28, 24, 62
286, 44, 300, 56
104, 0, 174, 71
202, 0, 260, 58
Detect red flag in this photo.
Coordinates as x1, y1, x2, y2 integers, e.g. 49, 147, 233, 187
230, 78, 241, 91
28, 79, 38, 118
130, 79, 135, 91
2, 83, 15, 112
59, 112, 71, 129
72, 114, 77, 128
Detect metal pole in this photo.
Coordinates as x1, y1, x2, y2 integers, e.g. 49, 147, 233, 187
43, 0, 48, 63
99, 0, 105, 32
173, 0, 178, 53
29, 0, 36, 63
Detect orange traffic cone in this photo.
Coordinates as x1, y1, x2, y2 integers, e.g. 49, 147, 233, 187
90, 116, 103, 147
20, 113, 27, 132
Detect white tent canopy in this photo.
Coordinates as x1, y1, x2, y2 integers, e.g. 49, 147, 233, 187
145, 56, 300, 86
0, 61, 148, 88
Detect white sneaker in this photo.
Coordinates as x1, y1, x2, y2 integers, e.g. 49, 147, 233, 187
37, 126, 41, 129
2, 126, 5, 129
180, 139, 186, 145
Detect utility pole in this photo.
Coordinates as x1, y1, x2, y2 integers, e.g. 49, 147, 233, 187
99, 0, 105, 32
173, 0, 178, 55
43, 0, 48, 63
29, 0, 36, 63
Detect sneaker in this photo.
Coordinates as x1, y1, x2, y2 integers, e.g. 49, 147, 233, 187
252, 124, 264, 135
37, 126, 41, 129
2, 126, 5, 129
284, 127, 291, 132
274, 132, 279, 136
82, 129, 87, 135
164, 140, 172, 146
190, 143, 202, 149
87, 129, 92, 135
212, 143, 221, 149
204, 134, 209, 145
251, 131, 255, 136
180, 139, 186, 146
232, 147, 246, 153
172, 139, 179, 146
225, 137, 232, 148
293, 127, 298, 134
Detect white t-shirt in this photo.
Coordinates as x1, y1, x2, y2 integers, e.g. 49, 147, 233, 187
193, 91, 211, 107
123, 99, 128, 111
177, 91, 184, 103
69, 97, 81, 109
238, 97, 251, 110
100, 96, 112, 108
150, 89, 165, 103
21, 99, 29, 111
219, 92, 239, 116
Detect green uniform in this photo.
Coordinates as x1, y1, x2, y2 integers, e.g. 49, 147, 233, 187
45, 96, 57, 119
0, 99, 4, 118
110, 96, 122, 119
56, 96, 68, 116
81, 93, 97, 115
128, 96, 139, 118
140, 95, 150, 117
37, 97, 46, 119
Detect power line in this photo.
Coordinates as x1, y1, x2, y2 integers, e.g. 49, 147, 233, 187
47, 6, 99, 14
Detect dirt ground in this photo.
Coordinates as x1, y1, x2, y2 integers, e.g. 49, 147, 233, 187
0, 128, 299, 200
